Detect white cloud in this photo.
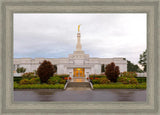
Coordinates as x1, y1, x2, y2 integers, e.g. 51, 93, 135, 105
14, 13, 146, 64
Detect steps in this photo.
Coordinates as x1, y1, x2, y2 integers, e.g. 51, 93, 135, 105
67, 82, 91, 88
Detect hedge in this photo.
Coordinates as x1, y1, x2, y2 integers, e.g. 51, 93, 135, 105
136, 77, 146, 83
14, 82, 64, 89
93, 83, 146, 89
89, 75, 106, 79
14, 77, 22, 83
54, 74, 69, 79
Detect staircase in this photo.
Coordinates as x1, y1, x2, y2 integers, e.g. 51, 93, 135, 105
67, 82, 90, 88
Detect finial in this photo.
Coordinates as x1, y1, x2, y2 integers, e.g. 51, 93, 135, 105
78, 24, 81, 32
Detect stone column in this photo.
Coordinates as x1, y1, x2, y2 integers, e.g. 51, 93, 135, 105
76, 33, 82, 51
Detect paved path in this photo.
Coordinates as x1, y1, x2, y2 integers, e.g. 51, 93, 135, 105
14, 88, 146, 102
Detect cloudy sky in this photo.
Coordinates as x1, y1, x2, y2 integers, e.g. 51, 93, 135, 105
14, 13, 146, 64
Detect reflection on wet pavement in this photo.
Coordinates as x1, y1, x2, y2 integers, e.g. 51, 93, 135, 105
14, 88, 146, 102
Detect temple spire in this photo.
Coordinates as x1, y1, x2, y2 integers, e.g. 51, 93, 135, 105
76, 25, 82, 51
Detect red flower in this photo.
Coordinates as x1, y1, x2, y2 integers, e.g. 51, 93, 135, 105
64, 77, 68, 80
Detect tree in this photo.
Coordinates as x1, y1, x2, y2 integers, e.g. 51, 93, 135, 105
16, 67, 26, 73
105, 62, 120, 82
127, 60, 143, 72
37, 60, 54, 83
138, 50, 147, 72
101, 64, 105, 73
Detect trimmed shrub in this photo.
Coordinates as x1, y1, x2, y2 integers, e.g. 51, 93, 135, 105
14, 77, 22, 83
117, 77, 138, 84
99, 78, 110, 84
91, 79, 100, 84
53, 74, 69, 79
105, 62, 120, 82
120, 72, 137, 78
22, 72, 37, 79
93, 83, 146, 89
19, 79, 30, 85
16, 67, 26, 73
129, 78, 138, 84
37, 60, 54, 83
89, 74, 106, 79
30, 77, 40, 84
48, 77, 61, 85
14, 84, 64, 89
136, 77, 146, 83
59, 79, 66, 84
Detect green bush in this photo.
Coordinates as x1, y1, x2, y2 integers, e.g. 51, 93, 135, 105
14, 77, 22, 83
14, 83, 64, 89
16, 67, 26, 73
59, 79, 66, 84
129, 78, 138, 84
93, 83, 146, 89
48, 76, 61, 85
136, 77, 146, 83
89, 74, 106, 79
120, 72, 137, 78
91, 79, 100, 84
54, 74, 69, 79
19, 79, 30, 85
22, 72, 37, 79
99, 78, 110, 84
30, 77, 40, 84
117, 77, 138, 84
91, 78, 110, 84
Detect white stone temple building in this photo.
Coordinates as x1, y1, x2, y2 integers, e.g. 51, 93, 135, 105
14, 25, 127, 78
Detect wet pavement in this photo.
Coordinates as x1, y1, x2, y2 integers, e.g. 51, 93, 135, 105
14, 88, 146, 102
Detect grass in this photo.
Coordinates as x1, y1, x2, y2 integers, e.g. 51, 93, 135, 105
93, 83, 146, 89
14, 82, 64, 89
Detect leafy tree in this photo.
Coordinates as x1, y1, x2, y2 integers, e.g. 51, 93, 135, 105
127, 60, 143, 72
105, 62, 120, 82
16, 67, 26, 73
138, 50, 147, 72
101, 64, 105, 73
37, 60, 54, 83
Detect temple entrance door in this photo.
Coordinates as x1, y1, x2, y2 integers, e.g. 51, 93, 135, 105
73, 68, 85, 77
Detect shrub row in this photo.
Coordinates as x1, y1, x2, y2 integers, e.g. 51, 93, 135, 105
19, 77, 40, 85
14, 77, 22, 83
117, 77, 138, 84
48, 76, 67, 85
136, 77, 146, 83
22, 72, 37, 79
14, 82, 64, 89
89, 75, 106, 79
93, 83, 146, 89
54, 74, 69, 79
120, 72, 137, 78
90, 78, 110, 84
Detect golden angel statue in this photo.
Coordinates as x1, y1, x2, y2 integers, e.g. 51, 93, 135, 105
78, 24, 81, 32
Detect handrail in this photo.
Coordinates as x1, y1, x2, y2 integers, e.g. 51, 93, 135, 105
89, 81, 94, 89
64, 80, 70, 90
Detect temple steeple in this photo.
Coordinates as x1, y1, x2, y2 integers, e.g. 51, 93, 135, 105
76, 25, 82, 51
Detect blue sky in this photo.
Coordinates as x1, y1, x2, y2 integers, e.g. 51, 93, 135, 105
14, 13, 146, 64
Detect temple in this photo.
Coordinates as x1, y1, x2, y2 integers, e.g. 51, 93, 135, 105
14, 25, 127, 78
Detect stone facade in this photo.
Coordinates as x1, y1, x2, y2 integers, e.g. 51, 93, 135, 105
14, 31, 127, 78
